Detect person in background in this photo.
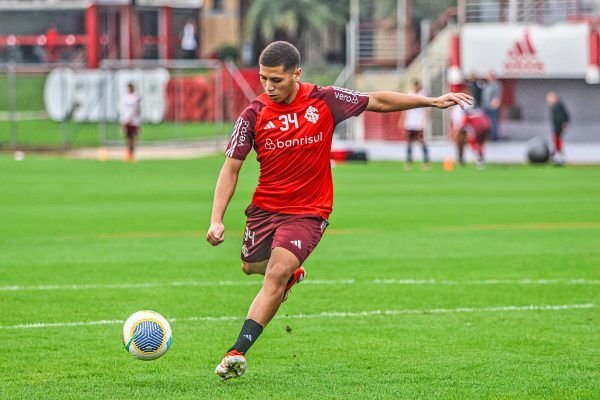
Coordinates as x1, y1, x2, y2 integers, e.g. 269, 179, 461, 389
481, 72, 502, 141
467, 72, 483, 108
402, 79, 430, 170
546, 91, 570, 165
181, 20, 198, 59
452, 105, 491, 168
119, 83, 142, 162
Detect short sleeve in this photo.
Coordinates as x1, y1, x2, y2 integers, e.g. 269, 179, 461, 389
318, 86, 370, 125
225, 105, 258, 160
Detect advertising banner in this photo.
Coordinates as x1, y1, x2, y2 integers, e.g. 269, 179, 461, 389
462, 23, 589, 78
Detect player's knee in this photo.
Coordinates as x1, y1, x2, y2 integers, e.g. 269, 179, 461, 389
241, 261, 253, 275
264, 263, 292, 286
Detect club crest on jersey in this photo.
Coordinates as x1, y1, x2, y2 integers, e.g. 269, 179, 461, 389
304, 106, 319, 124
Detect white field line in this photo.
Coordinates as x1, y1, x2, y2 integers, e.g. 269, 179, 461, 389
0, 303, 594, 330
0, 279, 356, 292
1, 278, 599, 292
372, 279, 600, 285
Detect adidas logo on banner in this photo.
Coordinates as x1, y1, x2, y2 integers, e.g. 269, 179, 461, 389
290, 240, 302, 249
265, 121, 276, 129
503, 29, 545, 74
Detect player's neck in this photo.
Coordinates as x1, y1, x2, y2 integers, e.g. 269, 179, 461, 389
282, 82, 301, 104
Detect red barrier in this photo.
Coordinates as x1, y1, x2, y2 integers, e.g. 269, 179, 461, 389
165, 76, 215, 121
363, 111, 405, 141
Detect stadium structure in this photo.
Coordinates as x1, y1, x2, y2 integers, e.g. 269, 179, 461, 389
1, 0, 600, 156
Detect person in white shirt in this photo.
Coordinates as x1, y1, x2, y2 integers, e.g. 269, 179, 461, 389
119, 83, 141, 162
402, 79, 430, 169
181, 20, 198, 59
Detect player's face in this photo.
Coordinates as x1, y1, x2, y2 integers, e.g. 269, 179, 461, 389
259, 65, 302, 104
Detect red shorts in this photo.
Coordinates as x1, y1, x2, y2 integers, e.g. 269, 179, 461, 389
405, 129, 424, 141
123, 123, 139, 138
241, 204, 329, 264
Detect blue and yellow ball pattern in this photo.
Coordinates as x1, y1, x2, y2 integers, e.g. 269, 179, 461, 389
122, 310, 172, 360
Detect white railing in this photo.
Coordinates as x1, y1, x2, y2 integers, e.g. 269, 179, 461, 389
358, 25, 407, 69
460, 0, 598, 24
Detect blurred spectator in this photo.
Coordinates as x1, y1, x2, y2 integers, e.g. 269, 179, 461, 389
119, 83, 142, 162
467, 72, 483, 108
546, 92, 570, 165
481, 72, 502, 141
180, 20, 198, 59
402, 79, 430, 170
451, 105, 491, 168
45, 28, 60, 63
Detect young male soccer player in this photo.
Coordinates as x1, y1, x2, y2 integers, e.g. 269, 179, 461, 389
402, 79, 430, 169
206, 41, 472, 380
119, 83, 141, 162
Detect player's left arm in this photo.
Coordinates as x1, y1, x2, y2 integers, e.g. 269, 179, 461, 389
366, 91, 472, 112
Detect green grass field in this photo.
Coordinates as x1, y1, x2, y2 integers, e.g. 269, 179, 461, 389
0, 120, 233, 149
1, 156, 599, 399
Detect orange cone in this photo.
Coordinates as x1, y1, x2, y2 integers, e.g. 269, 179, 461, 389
443, 157, 455, 172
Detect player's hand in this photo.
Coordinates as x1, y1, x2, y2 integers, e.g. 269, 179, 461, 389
432, 92, 473, 109
206, 222, 225, 246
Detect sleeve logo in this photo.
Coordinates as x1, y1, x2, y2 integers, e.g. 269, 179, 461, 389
332, 86, 366, 104
304, 106, 320, 124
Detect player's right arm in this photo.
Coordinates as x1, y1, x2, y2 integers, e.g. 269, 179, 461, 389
206, 103, 258, 246
206, 157, 244, 246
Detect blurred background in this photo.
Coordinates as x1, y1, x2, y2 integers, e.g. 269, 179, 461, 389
0, 0, 599, 163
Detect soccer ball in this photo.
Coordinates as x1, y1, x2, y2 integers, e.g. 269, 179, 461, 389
122, 310, 172, 360
526, 137, 550, 164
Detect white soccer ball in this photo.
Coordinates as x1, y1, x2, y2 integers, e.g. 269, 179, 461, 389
122, 310, 172, 360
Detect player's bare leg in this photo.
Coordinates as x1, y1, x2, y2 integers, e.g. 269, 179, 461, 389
405, 138, 414, 170
215, 248, 305, 380
418, 136, 430, 170
247, 247, 300, 326
241, 260, 268, 275
127, 136, 136, 162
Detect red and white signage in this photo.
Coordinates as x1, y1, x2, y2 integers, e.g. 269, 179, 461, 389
461, 23, 589, 78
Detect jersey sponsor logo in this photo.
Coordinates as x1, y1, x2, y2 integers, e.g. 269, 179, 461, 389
226, 117, 251, 156
264, 132, 323, 151
265, 121, 276, 129
304, 106, 319, 124
332, 86, 367, 105
290, 240, 302, 250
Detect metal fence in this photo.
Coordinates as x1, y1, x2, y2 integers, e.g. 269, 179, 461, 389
0, 60, 260, 151
460, 0, 598, 24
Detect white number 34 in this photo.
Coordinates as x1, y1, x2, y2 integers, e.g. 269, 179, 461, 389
279, 113, 299, 131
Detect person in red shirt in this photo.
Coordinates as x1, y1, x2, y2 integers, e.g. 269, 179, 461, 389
454, 107, 491, 167
206, 41, 472, 380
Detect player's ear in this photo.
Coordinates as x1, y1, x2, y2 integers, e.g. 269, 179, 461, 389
294, 67, 302, 81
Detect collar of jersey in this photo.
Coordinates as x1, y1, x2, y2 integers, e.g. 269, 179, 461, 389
265, 81, 306, 110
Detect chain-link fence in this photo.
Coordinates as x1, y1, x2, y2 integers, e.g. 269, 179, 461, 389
0, 59, 268, 151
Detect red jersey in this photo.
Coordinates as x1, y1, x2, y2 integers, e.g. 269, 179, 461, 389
461, 109, 491, 134
225, 82, 369, 220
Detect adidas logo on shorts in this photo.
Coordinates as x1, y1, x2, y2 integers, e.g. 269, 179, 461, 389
290, 240, 302, 250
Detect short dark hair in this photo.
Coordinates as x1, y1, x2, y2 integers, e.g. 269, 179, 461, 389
259, 41, 301, 72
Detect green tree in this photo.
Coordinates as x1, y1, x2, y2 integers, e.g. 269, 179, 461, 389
244, 0, 348, 57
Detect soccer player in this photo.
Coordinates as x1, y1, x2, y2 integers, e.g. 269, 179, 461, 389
546, 91, 570, 165
454, 107, 491, 168
206, 41, 472, 381
402, 79, 430, 170
119, 83, 141, 162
